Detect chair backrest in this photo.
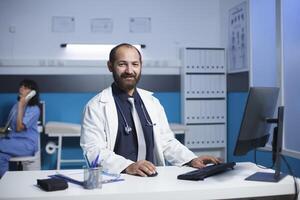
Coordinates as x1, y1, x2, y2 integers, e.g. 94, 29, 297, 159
9, 152, 39, 162
38, 101, 45, 133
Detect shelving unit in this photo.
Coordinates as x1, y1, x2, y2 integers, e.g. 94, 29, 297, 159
0, 59, 181, 75
181, 48, 227, 160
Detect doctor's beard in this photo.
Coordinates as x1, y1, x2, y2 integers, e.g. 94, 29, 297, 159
112, 71, 141, 92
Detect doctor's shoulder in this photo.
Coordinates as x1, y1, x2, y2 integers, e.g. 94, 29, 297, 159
84, 92, 104, 110
137, 88, 160, 102
84, 87, 115, 110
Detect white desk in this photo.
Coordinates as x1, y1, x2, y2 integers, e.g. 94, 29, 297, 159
45, 122, 187, 170
0, 162, 296, 200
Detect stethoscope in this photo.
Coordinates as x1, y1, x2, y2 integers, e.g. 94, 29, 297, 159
114, 98, 156, 135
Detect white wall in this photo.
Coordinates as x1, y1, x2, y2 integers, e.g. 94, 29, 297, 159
0, 0, 221, 62
249, 0, 277, 87
282, 0, 300, 154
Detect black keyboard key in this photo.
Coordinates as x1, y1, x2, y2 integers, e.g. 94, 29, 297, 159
177, 162, 236, 181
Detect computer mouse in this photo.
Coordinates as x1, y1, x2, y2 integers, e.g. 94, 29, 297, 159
147, 172, 158, 177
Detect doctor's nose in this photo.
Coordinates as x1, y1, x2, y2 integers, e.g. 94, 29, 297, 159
125, 65, 134, 74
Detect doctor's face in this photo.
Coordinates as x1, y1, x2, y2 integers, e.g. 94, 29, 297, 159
108, 46, 142, 95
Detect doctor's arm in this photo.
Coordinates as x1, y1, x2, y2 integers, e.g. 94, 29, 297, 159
156, 101, 220, 167
155, 101, 197, 166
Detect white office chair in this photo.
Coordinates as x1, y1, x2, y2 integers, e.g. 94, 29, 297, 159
9, 101, 45, 171
9, 129, 42, 171
9, 152, 40, 170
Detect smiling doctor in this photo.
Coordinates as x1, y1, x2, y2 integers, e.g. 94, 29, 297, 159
80, 43, 220, 177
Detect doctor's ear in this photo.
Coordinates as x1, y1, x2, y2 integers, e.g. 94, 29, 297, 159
107, 61, 113, 72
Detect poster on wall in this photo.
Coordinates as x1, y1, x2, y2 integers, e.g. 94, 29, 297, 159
52, 16, 75, 33
129, 17, 151, 33
228, 1, 248, 73
91, 18, 113, 33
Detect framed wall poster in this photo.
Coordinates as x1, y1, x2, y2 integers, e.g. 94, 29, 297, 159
91, 18, 113, 33
52, 16, 75, 33
228, 2, 249, 73
129, 17, 151, 33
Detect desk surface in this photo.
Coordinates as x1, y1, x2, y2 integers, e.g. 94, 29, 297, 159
0, 162, 295, 200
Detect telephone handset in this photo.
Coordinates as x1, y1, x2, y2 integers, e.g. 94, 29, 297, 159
0, 90, 37, 134
25, 90, 36, 102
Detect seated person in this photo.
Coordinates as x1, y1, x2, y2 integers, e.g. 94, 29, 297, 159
80, 43, 221, 177
0, 79, 40, 178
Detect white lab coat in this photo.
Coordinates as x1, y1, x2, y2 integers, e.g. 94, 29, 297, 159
80, 86, 197, 174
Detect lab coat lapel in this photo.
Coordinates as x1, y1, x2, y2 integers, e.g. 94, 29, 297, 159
101, 87, 118, 150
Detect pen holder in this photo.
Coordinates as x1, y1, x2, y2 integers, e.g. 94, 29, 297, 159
83, 166, 102, 189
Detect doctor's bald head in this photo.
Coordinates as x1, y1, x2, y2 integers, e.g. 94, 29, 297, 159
108, 43, 142, 65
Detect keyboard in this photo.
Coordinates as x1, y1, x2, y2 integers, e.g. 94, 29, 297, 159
177, 162, 236, 181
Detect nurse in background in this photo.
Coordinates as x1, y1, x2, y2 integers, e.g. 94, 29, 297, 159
0, 79, 40, 178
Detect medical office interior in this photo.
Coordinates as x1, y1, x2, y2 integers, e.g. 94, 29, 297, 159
0, 0, 300, 179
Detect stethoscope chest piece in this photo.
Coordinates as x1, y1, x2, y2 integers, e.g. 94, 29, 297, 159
125, 126, 132, 135
114, 96, 155, 135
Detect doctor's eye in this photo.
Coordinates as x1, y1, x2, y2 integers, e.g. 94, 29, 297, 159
132, 62, 140, 67
117, 62, 127, 67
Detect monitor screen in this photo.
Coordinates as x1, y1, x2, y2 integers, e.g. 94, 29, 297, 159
234, 87, 279, 156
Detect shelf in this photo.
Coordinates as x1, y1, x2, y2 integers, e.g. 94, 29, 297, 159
0, 59, 181, 75
181, 48, 227, 160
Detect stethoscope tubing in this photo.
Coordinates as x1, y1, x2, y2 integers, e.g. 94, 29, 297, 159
114, 98, 155, 135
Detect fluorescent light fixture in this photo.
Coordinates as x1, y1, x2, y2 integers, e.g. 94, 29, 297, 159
60, 43, 145, 60
60, 43, 145, 50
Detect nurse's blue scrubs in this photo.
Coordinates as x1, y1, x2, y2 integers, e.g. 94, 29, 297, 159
0, 103, 40, 178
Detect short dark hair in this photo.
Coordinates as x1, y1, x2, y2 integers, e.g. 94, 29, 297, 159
109, 43, 142, 64
19, 79, 40, 106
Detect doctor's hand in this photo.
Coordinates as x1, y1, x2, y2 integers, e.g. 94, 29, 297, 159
190, 156, 222, 168
125, 160, 156, 177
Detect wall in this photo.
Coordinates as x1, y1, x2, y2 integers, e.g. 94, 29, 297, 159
221, 0, 300, 178
219, 0, 250, 92
0, 0, 221, 61
282, 0, 300, 155
249, 0, 277, 87
2, 0, 298, 178
0, 92, 181, 169
0, 0, 223, 169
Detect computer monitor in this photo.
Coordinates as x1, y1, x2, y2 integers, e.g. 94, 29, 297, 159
233, 87, 286, 182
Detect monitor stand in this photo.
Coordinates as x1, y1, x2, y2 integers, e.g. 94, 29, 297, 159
245, 172, 286, 182
246, 107, 286, 183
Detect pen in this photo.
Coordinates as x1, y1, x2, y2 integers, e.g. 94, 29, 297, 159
102, 178, 125, 184
49, 174, 83, 186
84, 154, 91, 168
49, 174, 124, 185
102, 171, 121, 178
92, 154, 99, 168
